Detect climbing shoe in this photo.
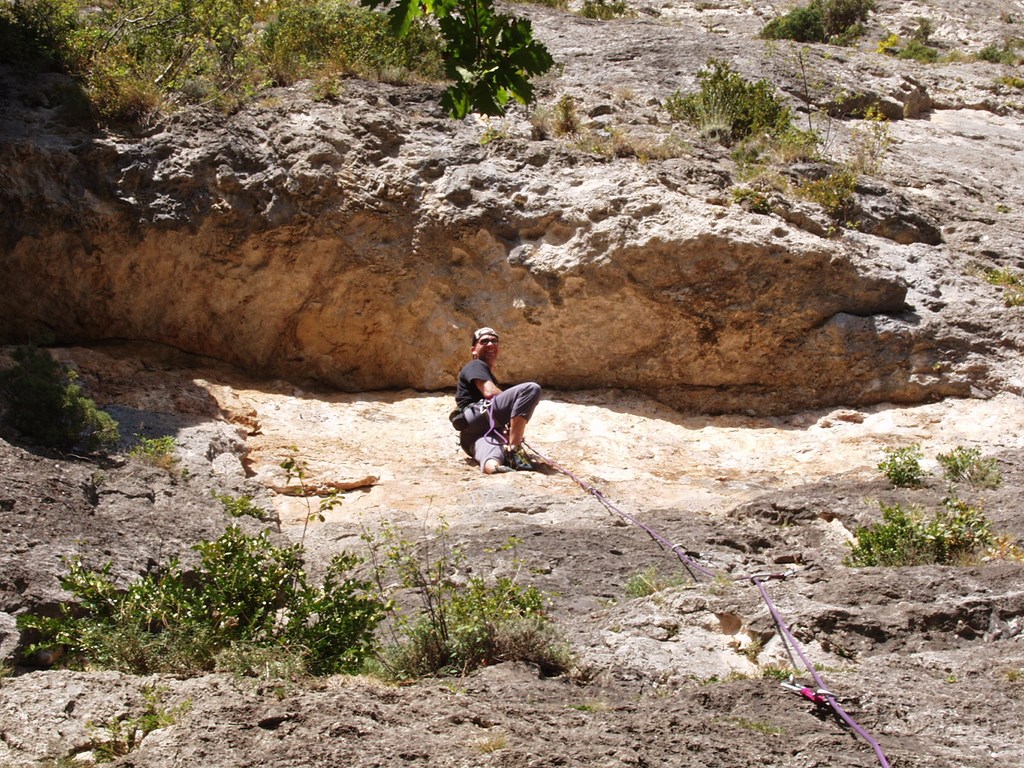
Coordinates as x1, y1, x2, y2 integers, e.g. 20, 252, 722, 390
504, 444, 534, 471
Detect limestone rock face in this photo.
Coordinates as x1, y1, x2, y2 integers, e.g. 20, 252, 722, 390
2, 4, 1023, 413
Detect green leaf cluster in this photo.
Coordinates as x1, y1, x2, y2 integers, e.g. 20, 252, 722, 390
579, 0, 634, 21
846, 499, 994, 567
366, 522, 568, 678
760, 0, 874, 45
18, 526, 385, 675
795, 168, 857, 218
262, 0, 444, 86
212, 491, 271, 520
1, 0, 450, 122
977, 41, 1022, 65
0, 0, 81, 69
0, 345, 120, 452
877, 443, 926, 488
936, 446, 1002, 489
362, 0, 554, 118
128, 434, 179, 470
664, 60, 793, 146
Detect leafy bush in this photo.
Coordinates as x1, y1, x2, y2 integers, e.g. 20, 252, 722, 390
819, 0, 874, 41
580, 0, 634, 20
877, 444, 926, 488
0, 345, 120, 452
212, 491, 271, 521
366, 0, 554, 118
760, 0, 874, 44
387, 574, 565, 677
845, 499, 994, 567
365, 523, 569, 679
731, 187, 774, 215
897, 38, 940, 63
936, 446, 1002, 489
3, 0, 547, 121
977, 42, 1020, 65
908, 16, 933, 44
261, 1, 445, 87
18, 526, 385, 676
664, 60, 792, 146
0, 0, 82, 70
129, 435, 178, 469
877, 31, 940, 63
795, 168, 857, 218
760, 5, 825, 43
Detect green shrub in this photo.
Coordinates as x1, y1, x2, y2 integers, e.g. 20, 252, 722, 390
819, 0, 874, 39
795, 168, 857, 218
909, 16, 933, 44
129, 435, 178, 468
0, 0, 449, 122
731, 187, 773, 214
18, 526, 385, 676
0, 345, 120, 452
760, 0, 873, 44
212, 491, 271, 521
936, 446, 1002, 489
0, 0, 82, 69
387, 573, 565, 677
877, 444, 926, 488
261, 1, 445, 86
365, 523, 569, 679
977, 42, 1019, 65
579, 0, 634, 20
664, 60, 792, 146
897, 38, 940, 63
876, 32, 940, 63
761, 5, 825, 43
845, 499, 994, 567
848, 105, 891, 175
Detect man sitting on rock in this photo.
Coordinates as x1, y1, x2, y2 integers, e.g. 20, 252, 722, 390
455, 327, 541, 474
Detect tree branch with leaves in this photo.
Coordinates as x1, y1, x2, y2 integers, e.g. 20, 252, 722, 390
361, 0, 554, 118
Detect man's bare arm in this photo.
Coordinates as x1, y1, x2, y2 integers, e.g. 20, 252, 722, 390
475, 379, 502, 400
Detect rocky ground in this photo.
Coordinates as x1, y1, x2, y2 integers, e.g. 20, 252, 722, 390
1, 343, 1023, 767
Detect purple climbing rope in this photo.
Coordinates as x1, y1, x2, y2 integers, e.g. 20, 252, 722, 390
525, 442, 717, 581
524, 441, 891, 768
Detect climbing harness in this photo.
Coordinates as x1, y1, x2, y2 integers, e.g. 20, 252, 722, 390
523, 440, 892, 768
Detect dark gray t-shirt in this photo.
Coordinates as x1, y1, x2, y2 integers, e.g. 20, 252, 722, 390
456, 359, 498, 410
